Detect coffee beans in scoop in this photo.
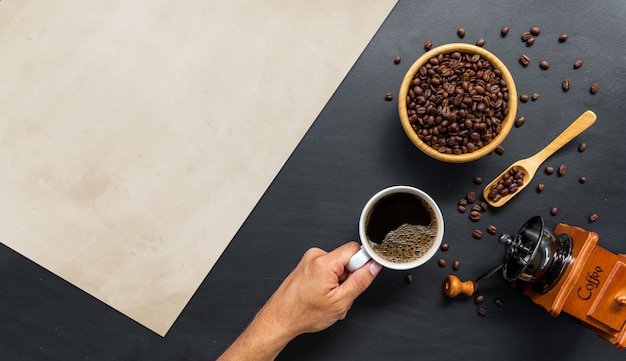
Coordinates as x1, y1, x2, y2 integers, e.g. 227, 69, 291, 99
486, 166, 525, 202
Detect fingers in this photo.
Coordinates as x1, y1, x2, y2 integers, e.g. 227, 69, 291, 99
338, 259, 381, 300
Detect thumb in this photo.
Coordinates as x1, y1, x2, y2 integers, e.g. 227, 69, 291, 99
339, 260, 381, 299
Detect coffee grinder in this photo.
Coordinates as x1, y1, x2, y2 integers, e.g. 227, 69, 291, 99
444, 216, 626, 349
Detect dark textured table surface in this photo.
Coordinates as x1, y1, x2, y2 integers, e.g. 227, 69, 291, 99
2, 0, 626, 359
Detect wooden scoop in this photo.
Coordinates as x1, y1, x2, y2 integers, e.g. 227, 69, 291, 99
483, 110, 597, 207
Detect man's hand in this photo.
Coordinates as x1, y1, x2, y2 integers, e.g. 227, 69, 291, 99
218, 242, 381, 361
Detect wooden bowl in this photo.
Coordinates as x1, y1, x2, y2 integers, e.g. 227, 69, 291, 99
398, 43, 517, 163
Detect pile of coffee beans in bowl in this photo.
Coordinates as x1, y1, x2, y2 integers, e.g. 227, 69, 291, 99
406, 50, 510, 155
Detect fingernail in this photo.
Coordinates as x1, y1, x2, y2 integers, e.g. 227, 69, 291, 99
369, 261, 382, 276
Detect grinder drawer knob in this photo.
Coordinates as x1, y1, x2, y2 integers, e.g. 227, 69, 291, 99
616, 295, 626, 307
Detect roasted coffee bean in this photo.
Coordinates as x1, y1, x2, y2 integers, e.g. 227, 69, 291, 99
539, 60, 550, 70
559, 33, 569, 42
471, 204, 482, 213
520, 94, 529, 103
530, 26, 541, 36
574, 59, 583, 69
473, 176, 483, 185
424, 40, 433, 50
526, 37, 535, 46
537, 183, 545, 192
385, 93, 394, 101
579, 176, 587, 184
589, 213, 598, 222
558, 164, 567, 176
406, 51, 509, 155
470, 210, 481, 221
467, 191, 477, 203
440, 243, 450, 251
501, 26, 510, 36
477, 308, 487, 317
480, 201, 488, 212
590, 83, 599, 94
519, 54, 531, 66
452, 260, 461, 271
459, 199, 468, 207
394, 56, 401, 64
458, 205, 467, 213
475, 38, 486, 47
562, 79, 571, 91
545, 166, 555, 175
551, 207, 558, 216
473, 229, 483, 239
521, 32, 532, 42
495, 298, 504, 307
532, 92, 540, 101
515, 116, 526, 127
578, 142, 587, 152
457, 27, 466, 38
487, 225, 497, 235
405, 274, 413, 283
475, 295, 485, 304
495, 145, 505, 155
438, 258, 447, 267
486, 166, 525, 201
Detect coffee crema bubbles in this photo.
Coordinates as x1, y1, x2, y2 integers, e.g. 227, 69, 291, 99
406, 51, 510, 155
369, 223, 437, 264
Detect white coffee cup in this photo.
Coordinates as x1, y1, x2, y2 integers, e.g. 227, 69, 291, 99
347, 185, 444, 271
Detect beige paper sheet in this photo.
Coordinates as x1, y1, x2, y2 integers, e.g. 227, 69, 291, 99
0, 0, 396, 335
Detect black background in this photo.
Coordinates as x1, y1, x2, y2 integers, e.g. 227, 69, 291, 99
2, 0, 626, 360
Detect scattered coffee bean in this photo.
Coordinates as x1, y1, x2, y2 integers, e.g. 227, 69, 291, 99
475, 38, 486, 47
562, 79, 571, 91
495, 145, 505, 155
406, 51, 509, 155
487, 166, 525, 201
459, 199, 468, 207
475, 295, 485, 304
520, 94, 529, 103
424, 40, 433, 50
545, 166, 555, 175
457, 27, 466, 38
532, 92, 540, 101
578, 142, 587, 152
590, 83, 599, 94
473, 176, 483, 185
405, 274, 413, 283
473, 229, 483, 239
539, 60, 550, 70
530, 26, 541, 36
438, 258, 447, 267
526, 37, 535, 46
458, 205, 467, 213
487, 225, 497, 235
558, 164, 567, 176
385, 92, 394, 101
480, 201, 488, 212
537, 183, 545, 192
467, 191, 477, 203
521, 31, 532, 42
471, 204, 482, 213
477, 308, 487, 317
394, 56, 401, 64
579, 176, 587, 184
470, 210, 481, 221
452, 260, 460, 271
574, 59, 583, 69
519, 54, 531, 66
588, 213, 598, 222
515, 115, 526, 127
500, 26, 510, 36
495, 298, 504, 307
559, 33, 569, 42
551, 207, 558, 216
440, 243, 450, 251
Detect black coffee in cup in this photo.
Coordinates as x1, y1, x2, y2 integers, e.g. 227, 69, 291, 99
365, 192, 438, 264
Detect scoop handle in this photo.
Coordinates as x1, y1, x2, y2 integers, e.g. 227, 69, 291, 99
529, 110, 596, 165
